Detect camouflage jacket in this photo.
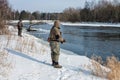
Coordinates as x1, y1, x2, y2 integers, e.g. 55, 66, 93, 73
48, 26, 64, 42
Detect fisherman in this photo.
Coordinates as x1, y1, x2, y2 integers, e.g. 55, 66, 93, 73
17, 19, 23, 37
48, 20, 66, 68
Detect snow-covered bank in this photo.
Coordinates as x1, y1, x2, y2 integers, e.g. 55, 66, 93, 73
0, 25, 108, 80
43, 21, 120, 27
61, 22, 120, 27
42, 20, 120, 27
7, 20, 120, 27
7, 20, 54, 24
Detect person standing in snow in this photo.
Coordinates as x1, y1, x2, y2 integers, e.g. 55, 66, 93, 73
17, 19, 23, 37
48, 20, 66, 68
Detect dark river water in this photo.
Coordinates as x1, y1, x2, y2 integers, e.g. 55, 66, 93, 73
25, 24, 120, 60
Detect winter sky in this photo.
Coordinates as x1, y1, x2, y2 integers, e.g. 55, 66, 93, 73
8, 0, 99, 13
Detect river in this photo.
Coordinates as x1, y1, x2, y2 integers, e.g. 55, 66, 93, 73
25, 23, 120, 60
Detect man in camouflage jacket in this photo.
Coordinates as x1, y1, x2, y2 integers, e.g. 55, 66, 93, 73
48, 20, 66, 68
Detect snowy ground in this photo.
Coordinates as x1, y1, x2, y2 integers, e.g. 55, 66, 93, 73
0, 25, 108, 80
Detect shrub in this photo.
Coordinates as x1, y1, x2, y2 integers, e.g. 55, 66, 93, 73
0, 0, 11, 35
106, 56, 120, 80
91, 56, 120, 80
90, 56, 108, 78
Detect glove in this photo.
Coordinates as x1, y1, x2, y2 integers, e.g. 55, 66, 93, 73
63, 39, 66, 42
61, 39, 66, 44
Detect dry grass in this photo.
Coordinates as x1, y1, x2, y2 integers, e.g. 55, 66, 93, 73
0, 18, 11, 35
3, 27, 46, 55
0, 20, 9, 35
106, 56, 120, 80
90, 56, 108, 78
15, 37, 37, 54
0, 50, 12, 77
14, 35, 45, 56
0, 35, 12, 78
90, 56, 120, 80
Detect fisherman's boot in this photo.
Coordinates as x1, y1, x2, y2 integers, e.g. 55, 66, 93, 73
52, 60, 55, 66
54, 62, 62, 68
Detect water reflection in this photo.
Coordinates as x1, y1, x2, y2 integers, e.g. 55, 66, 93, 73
61, 25, 120, 60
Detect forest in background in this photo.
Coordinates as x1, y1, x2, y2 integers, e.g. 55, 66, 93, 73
0, 0, 120, 23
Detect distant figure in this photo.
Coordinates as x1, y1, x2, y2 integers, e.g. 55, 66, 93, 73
48, 20, 66, 68
27, 25, 32, 31
17, 19, 23, 37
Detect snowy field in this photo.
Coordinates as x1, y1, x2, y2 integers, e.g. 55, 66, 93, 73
0, 25, 108, 80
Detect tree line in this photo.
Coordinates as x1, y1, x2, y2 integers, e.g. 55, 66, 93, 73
60, 0, 120, 23
1, 0, 120, 23
10, 10, 60, 20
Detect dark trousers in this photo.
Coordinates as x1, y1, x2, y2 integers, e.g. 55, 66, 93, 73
18, 29, 22, 36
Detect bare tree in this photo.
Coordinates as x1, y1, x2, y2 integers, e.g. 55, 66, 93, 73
60, 7, 80, 22
0, 0, 11, 34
